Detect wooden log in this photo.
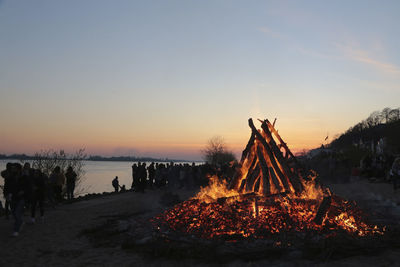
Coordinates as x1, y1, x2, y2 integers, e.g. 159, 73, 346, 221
254, 176, 261, 192
241, 132, 255, 163
314, 196, 332, 225
265, 119, 297, 162
256, 145, 271, 195
248, 119, 287, 194
268, 166, 282, 193
228, 147, 256, 190
245, 164, 261, 192
258, 144, 283, 193
260, 120, 303, 193
238, 154, 258, 192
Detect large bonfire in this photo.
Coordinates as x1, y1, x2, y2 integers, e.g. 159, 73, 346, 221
153, 119, 384, 240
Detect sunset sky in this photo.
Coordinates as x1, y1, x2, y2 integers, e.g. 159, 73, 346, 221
1, 1, 400, 160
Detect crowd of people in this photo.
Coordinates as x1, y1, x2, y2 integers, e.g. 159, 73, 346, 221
0, 162, 77, 237
0, 160, 235, 238
128, 162, 235, 193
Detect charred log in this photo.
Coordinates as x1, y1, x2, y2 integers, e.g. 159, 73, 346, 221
314, 196, 332, 225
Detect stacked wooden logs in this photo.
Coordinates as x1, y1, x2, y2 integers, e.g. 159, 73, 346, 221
229, 118, 304, 196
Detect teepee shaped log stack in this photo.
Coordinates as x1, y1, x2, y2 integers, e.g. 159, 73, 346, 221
229, 118, 304, 196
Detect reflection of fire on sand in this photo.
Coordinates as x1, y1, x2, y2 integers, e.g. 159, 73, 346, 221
153, 118, 384, 239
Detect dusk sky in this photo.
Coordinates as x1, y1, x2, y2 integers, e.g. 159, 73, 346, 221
1, 0, 399, 160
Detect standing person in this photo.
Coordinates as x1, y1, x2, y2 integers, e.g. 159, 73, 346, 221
131, 163, 138, 191
391, 157, 400, 191
30, 169, 46, 223
65, 166, 77, 200
8, 163, 30, 237
50, 166, 65, 203
1, 163, 13, 219
21, 163, 33, 209
139, 163, 147, 193
147, 162, 155, 189
112, 176, 119, 192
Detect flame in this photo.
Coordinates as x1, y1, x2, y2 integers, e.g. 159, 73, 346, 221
194, 175, 239, 203
299, 170, 324, 201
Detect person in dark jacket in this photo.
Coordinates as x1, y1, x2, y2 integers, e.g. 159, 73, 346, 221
65, 166, 77, 200
30, 169, 46, 223
112, 176, 119, 192
50, 166, 65, 203
1, 162, 13, 219
21, 163, 34, 209
131, 163, 138, 191
7, 163, 30, 237
147, 162, 155, 189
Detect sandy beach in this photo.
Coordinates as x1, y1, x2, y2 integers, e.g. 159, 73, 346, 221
1, 181, 400, 266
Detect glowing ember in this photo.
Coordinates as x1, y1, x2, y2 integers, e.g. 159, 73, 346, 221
153, 118, 384, 239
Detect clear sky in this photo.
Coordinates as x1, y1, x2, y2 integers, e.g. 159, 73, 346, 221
1, 0, 399, 160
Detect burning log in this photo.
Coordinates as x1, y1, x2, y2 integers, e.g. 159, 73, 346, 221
264, 119, 296, 161
241, 132, 255, 162
314, 195, 332, 225
259, 120, 303, 193
231, 118, 304, 196
248, 119, 288, 192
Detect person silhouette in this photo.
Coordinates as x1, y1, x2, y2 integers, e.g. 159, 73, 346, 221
112, 176, 119, 192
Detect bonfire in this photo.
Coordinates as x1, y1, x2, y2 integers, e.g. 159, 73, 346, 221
153, 119, 384, 240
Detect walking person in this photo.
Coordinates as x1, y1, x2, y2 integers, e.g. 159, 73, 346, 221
8, 163, 30, 237
65, 166, 77, 200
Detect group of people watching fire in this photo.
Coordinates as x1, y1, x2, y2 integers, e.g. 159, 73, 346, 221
0, 163, 77, 237
127, 162, 233, 193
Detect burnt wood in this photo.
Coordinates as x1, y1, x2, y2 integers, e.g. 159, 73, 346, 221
260, 120, 303, 193
314, 196, 332, 225
256, 145, 271, 195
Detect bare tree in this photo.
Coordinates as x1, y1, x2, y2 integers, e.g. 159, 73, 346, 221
32, 148, 87, 195
389, 108, 400, 122
202, 136, 236, 166
382, 107, 392, 123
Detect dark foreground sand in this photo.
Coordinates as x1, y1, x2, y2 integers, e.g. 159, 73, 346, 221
0, 181, 400, 266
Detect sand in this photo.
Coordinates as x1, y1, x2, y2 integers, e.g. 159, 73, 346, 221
0, 181, 400, 266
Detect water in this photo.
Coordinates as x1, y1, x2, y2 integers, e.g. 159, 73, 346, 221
0, 159, 198, 203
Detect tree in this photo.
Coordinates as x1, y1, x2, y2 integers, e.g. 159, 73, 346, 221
382, 107, 392, 123
32, 148, 87, 195
389, 108, 400, 122
202, 136, 236, 166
